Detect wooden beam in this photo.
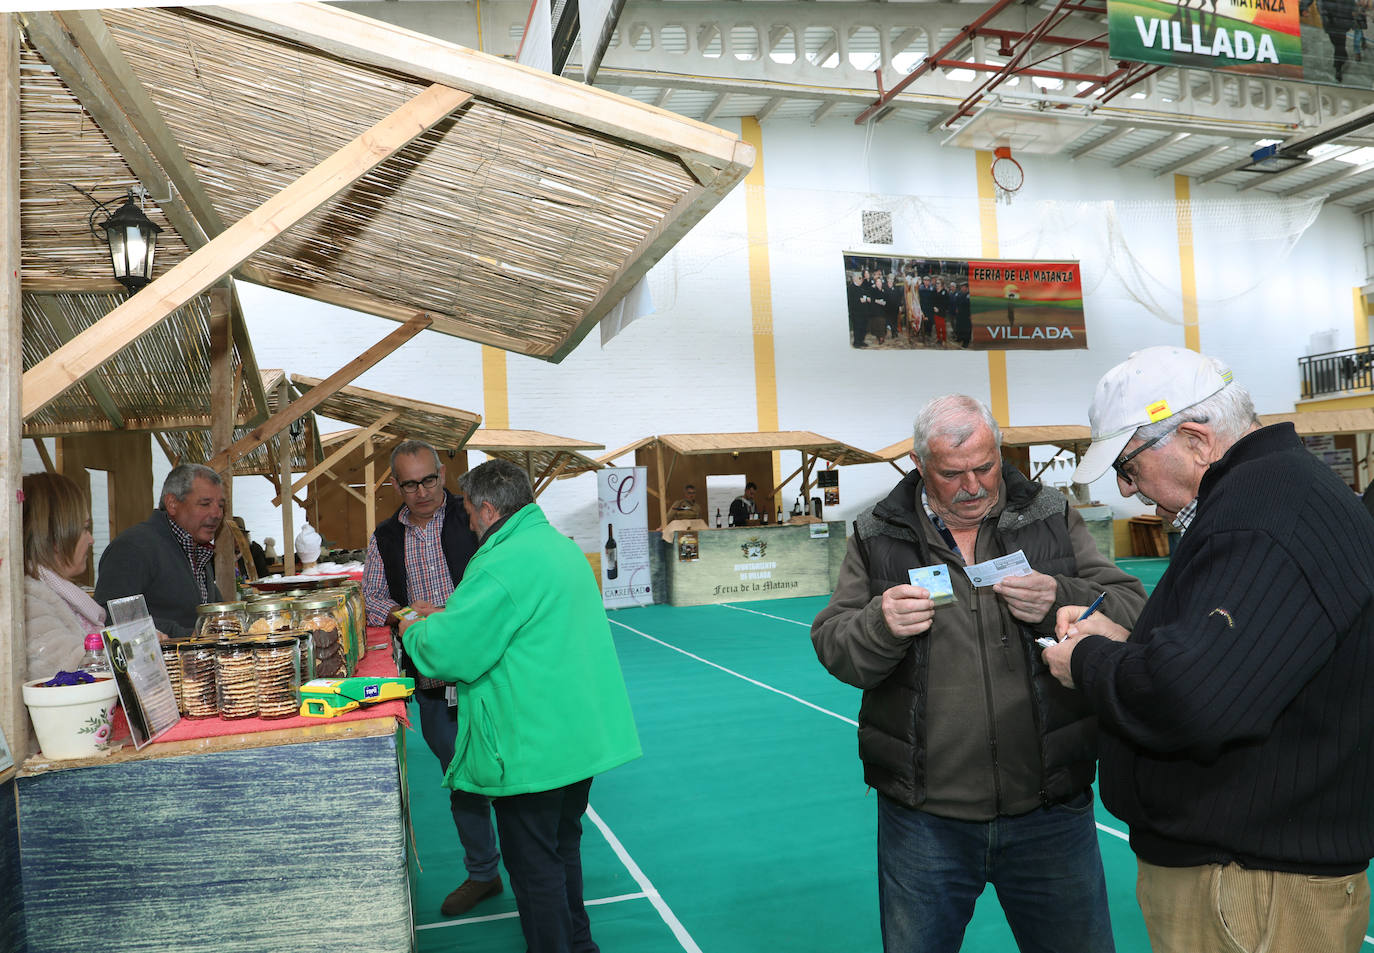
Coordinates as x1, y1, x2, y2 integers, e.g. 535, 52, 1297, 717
206, 315, 431, 473
31, 437, 56, 474
364, 444, 377, 540
274, 409, 400, 505
654, 439, 668, 530
228, 282, 270, 427
21, 83, 471, 419
276, 379, 296, 576
209, 290, 238, 593
1, 13, 29, 761
153, 430, 179, 466
31, 295, 126, 429
322, 469, 368, 506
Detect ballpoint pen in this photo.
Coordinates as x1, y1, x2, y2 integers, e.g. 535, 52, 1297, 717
1038, 593, 1106, 648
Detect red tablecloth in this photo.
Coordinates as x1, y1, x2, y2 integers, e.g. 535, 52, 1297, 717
152, 626, 408, 743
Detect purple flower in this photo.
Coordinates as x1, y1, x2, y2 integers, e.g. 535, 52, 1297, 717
42, 671, 95, 687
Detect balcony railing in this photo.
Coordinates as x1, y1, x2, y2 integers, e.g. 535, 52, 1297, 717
1298, 344, 1374, 400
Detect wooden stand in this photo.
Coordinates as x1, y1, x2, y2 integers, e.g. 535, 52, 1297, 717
1127, 515, 1169, 557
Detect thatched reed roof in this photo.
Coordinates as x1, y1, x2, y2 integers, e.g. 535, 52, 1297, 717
159, 370, 320, 477
20, 289, 266, 437
467, 428, 605, 485
875, 425, 1093, 462
18, 3, 752, 365
601, 432, 883, 467
1259, 409, 1374, 435
291, 374, 480, 452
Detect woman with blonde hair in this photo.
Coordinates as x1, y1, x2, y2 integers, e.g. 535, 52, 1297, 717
22, 471, 103, 679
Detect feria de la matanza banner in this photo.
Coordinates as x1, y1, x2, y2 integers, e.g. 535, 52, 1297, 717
842, 253, 1087, 352
1106, 0, 1366, 89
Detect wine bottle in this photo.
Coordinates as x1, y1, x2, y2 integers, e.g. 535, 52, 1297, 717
715, 508, 723, 528
776, 506, 784, 524
604, 524, 618, 580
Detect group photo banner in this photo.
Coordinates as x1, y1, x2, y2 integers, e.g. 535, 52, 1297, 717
842, 253, 1087, 351
1107, 0, 1370, 89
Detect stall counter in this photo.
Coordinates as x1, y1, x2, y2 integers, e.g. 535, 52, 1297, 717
663, 520, 847, 606
13, 627, 414, 953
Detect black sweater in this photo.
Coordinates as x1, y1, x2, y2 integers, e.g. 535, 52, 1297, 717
1072, 423, 1374, 875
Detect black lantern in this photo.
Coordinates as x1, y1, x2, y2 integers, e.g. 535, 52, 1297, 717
99, 190, 162, 294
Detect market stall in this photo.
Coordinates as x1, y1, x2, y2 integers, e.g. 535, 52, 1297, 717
2, 4, 753, 949
598, 432, 880, 606
1259, 408, 1374, 492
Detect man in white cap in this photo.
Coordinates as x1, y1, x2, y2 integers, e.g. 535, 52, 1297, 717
1044, 346, 1374, 953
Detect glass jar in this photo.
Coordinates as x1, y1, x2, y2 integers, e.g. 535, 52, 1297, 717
320, 587, 358, 671
179, 638, 220, 718
162, 641, 184, 714
342, 581, 368, 662
254, 634, 302, 719
194, 601, 246, 640
216, 639, 258, 719
297, 595, 347, 678
243, 599, 298, 638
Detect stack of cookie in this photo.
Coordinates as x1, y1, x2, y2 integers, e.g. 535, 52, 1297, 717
216, 641, 258, 719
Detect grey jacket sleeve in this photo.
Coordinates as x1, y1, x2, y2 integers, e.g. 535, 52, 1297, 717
811, 534, 919, 689
1044, 507, 1147, 634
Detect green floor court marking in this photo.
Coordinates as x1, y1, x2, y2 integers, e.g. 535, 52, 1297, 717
405, 593, 1374, 951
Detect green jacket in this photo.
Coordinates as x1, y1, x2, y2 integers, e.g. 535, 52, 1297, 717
403, 503, 641, 796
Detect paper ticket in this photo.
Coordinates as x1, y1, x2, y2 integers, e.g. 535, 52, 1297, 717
962, 550, 1033, 587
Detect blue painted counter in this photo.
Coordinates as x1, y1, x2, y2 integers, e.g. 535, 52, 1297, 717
15, 717, 411, 953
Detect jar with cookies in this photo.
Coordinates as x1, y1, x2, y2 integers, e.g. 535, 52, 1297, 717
243, 599, 298, 638
194, 601, 246, 640
296, 594, 347, 678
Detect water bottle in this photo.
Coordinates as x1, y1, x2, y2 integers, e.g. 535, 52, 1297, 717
77, 632, 112, 676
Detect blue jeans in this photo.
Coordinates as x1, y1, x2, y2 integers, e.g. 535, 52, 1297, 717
415, 685, 501, 881
493, 777, 597, 953
877, 790, 1115, 953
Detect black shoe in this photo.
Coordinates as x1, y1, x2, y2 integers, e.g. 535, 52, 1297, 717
440, 876, 503, 916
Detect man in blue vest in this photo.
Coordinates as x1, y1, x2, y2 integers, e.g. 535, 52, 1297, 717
812, 394, 1145, 953
363, 438, 502, 917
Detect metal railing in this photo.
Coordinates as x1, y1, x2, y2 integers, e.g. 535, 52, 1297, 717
1298, 344, 1374, 399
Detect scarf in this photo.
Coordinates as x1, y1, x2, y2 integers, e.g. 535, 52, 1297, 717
38, 565, 107, 633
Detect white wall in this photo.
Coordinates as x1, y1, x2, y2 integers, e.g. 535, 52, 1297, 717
223, 115, 1369, 553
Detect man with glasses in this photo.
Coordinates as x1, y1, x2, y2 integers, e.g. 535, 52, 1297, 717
1045, 346, 1374, 953
364, 438, 503, 917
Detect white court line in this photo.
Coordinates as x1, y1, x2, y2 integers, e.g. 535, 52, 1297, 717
610, 618, 857, 727
586, 805, 703, 953
417, 891, 648, 930
627, 612, 1136, 845
720, 602, 811, 627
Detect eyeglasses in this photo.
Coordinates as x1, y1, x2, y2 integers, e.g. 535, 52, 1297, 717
1111, 429, 1173, 484
398, 473, 440, 494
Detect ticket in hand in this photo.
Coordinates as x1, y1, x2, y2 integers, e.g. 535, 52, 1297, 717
963, 550, 1033, 588
908, 564, 956, 607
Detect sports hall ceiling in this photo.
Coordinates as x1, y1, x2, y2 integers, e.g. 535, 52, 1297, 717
348, 0, 1374, 212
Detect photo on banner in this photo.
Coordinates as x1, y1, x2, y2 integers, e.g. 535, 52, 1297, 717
597, 467, 654, 609
1106, 0, 1372, 89
842, 253, 1087, 351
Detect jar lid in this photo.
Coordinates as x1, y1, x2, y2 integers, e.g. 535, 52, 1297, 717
296, 596, 340, 609
247, 599, 295, 612
197, 601, 247, 614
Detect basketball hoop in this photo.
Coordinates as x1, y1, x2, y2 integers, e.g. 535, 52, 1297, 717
991, 146, 1024, 205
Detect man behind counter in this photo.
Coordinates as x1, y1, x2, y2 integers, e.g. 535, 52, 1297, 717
666, 483, 704, 522
729, 482, 759, 527
95, 463, 225, 639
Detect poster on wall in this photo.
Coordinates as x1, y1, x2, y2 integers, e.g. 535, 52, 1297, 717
598, 467, 654, 609
817, 469, 840, 506
1106, 0, 1368, 90
842, 254, 1087, 351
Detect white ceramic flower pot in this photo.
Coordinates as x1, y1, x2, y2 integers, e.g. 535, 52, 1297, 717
22, 676, 120, 760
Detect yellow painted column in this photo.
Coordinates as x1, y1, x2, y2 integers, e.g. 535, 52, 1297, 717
741, 117, 782, 498
1174, 175, 1201, 352
975, 151, 1009, 427
1354, 287, 1370, 349
482, 346, 509, 429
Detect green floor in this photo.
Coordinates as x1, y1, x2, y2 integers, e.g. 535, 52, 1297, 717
405, 588, 1374, 952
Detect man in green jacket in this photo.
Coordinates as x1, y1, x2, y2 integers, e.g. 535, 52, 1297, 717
401, 458, 641, 953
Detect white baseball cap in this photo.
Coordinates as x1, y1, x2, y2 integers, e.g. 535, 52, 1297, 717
1074, 346, 1234, 484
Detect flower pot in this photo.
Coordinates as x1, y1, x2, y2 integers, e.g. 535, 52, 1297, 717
22, 676, 120, 760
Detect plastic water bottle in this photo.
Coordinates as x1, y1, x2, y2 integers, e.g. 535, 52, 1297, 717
77, 632, 111, 676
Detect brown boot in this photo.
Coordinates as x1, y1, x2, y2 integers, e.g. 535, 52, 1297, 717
440, 876, 503, 916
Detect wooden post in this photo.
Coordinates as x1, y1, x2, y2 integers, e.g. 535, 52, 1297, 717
364, 440, 377, 541
0, 14, 29, 760
209, 290, 236, 596
653, 439, 668, 530
277, 379, 295, 577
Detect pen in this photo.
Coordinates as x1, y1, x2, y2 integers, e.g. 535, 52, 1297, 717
1076, 593, 1106, 622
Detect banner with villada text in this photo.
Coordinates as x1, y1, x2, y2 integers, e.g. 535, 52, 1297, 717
842, 253, 1086, 351
1107, 0, 1301, 79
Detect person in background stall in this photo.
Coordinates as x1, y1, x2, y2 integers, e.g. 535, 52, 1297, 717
363, 438, 503, 918
232, 516, 269, 579
95, 463, 224, 640
666, 483, 704, 522
22, 471, 104, 680
729, 482, 759, 527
